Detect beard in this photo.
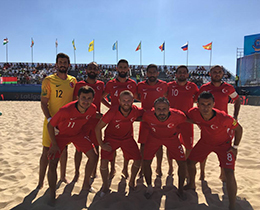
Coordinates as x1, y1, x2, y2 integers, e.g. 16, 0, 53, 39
211, 77, 222, 83
177, 77, 186, 82
120, 105, 131, 112
58, 66, 68, 74
118, 72, 127, 78
88, 72, 97, 79
148, 76, 157, 83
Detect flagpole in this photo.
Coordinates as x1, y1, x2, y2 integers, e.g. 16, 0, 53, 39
140, 41, 142, 66
163, 41, 165, 66
56, 39, 58, 56
116, 41, 118, 63
209, 41, 213, 68
6, 41, 8, 63
93, 39, 95, 62
186, 41, 189, 66
31, 38, 33, 64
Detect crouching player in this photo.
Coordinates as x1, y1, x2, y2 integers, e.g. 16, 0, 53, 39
47, 86, 98, 205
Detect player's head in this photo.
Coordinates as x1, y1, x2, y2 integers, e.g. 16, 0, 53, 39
197, 91, 215, 117
175, 65, 189, 82
154, 97, 170, 122
56, 53, 70, 74
209, 65, 224, 82
86, 62, 99, 79
119, 90, 134, 112
77, 85, 95, 110
117, 59, 129, 78
146, 64, 159, 83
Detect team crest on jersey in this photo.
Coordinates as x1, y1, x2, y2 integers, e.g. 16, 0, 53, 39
167, 123, 175, 128
156, 87, 163, 92
130, 117, 135, 122
97, 86, 101, 90
222, 88, 228, 93
70, 82, 74, 88
210, 124, 218, 130
127, 84, 132, 89
185, 85, 191, 90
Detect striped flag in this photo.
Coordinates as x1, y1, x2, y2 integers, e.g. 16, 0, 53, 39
31, 38, 34, 47
203, 42, 212, 50
3, 38, 8, 45
159, 42, 165, 51
112, 41, 117, 50
135, 42, 141, 51
55, 39, 58, 47
181, 42, 188, 51
72, 39, 76, 50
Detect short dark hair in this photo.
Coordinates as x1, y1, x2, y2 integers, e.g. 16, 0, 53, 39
198, 91, 214, 102
56, 53, 70, 65
210, 65, 223, 72
146, 64, 158, 72
176, 65, 188, 73
119, 90, 133, 98
78, 85, 95, 97
154, 97, 170, 107
86, 62, 99, 70
117, 59, 129, 67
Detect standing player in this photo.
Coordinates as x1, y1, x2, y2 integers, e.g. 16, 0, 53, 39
72, 62, 108, 182
198, 65, 240, 181
95, 90, 143, 196
167, 65, 198, 159
47, 86, 98, 205
37, 53, 77, 189
136, 64, 168, 176
102, 59, 137, 179
142, 97, 187, 199
185, 91, 243, 210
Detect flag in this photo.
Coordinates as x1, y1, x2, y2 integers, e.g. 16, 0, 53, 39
203, 42, 212, 50
181, 42, 188, 51
88, 40, 94, 52
0, 77, 17, 84
72, 39, 76, 50
31, 38, 34, 47
135, 42, 141, 51
159, 42, 165, 51
55, 39, 58, 47
3, 38, 8, 45
112, 41, 117, 50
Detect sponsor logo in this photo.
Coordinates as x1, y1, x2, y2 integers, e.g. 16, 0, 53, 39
113, 86, 118, 89
151, 123, 156, 126
56, 84, 61, 87
143, 89, 148, 91
226, 163, 233, 165
70, 117, 77, 120
115, 119, 121, 122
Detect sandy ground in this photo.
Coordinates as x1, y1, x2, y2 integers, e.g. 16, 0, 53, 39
0, 101, 259, 210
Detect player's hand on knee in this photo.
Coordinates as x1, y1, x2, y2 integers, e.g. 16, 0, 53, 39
47, 144, 60, 160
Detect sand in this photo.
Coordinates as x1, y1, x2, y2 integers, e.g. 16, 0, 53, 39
0, 101, 259, 210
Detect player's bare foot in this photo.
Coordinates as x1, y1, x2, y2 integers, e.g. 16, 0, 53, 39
156, 168, 163, 177
60, 177, 68, 184
72, 172, 79, 183
109, 169, 116, 180
36, 182, 43, 190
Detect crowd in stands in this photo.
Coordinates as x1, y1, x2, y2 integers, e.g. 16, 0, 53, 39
0, 62, 234, 86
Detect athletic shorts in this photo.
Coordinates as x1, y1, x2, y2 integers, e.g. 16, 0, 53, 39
81, 117, 100, 146
188, 139, 235, 170
138, 122, 150, 144
50, 132, 94, 159
42, 118, 51, 147
178, 122, 194, 150
143, 135, 186, 161
101, 137, 141, 162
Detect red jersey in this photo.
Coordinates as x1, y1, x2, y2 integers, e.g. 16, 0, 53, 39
50, 101, 97, 137
143, 108, 186, 140
187, 107, 238, 145
73, 80, 104, 112
167, 81, 199, 112
104, 78, 137, 106
102, 105, 144, 140
137, 80, 167, 110
198, 82, 239, 113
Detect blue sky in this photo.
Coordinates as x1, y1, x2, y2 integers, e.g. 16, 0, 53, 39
1, 0, 260, 74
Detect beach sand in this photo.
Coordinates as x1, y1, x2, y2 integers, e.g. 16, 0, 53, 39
0, 101, 259, 210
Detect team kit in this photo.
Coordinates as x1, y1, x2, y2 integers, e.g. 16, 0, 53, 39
38, 53, 242, 210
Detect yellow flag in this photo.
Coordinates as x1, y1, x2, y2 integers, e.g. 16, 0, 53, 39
88, 40, 94, 52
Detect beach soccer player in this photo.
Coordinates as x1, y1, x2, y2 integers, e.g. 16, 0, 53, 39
198, 65, 241, 181
167, 65, 199, 160
185, 91, 243, 210
37, 53, 77, 189
142, 97, 187, 199
102, 59, 137, 179
95, 90, 143, 197
47, 86, 98, 204
136, 64, 168, 177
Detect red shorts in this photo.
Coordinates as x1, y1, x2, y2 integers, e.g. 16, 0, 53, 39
138, 122, 150, 144
82, 117, 99, 146
51, 133, 94, 159
188, 139, 235, 169
178, 122, 194, 149
101, 137, 141, 162
143, 135, 186, 161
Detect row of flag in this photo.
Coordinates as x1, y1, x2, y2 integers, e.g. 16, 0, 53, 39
2, 38, 212, 51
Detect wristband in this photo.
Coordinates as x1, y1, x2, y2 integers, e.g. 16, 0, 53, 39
232, 145, 238, 149
47, 117, 52, 123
